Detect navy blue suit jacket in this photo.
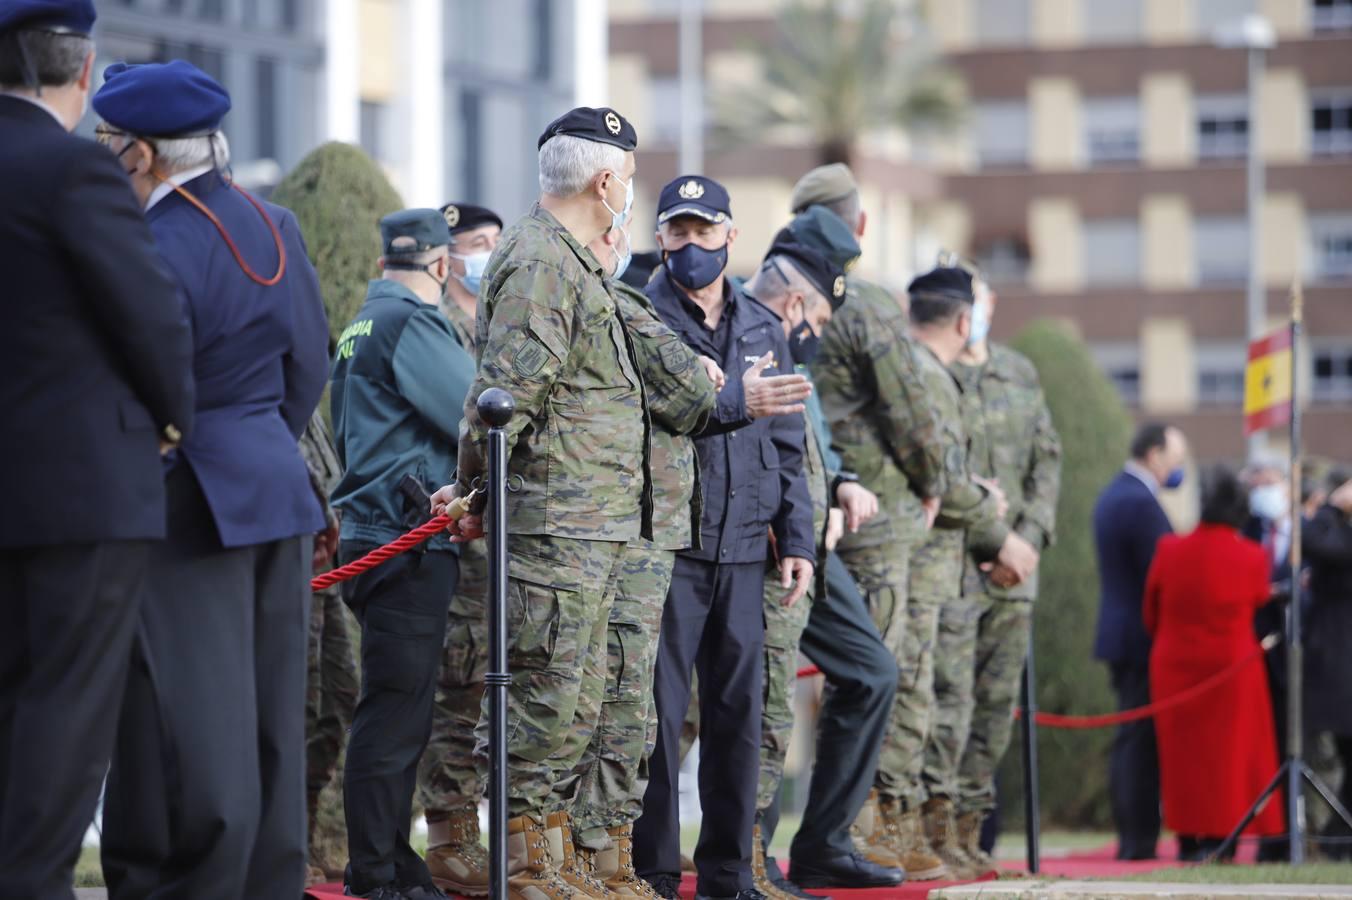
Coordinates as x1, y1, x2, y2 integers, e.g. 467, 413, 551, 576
0, 97, 195, 547
1092, 470, 1173, 664
146, 171, 329, 548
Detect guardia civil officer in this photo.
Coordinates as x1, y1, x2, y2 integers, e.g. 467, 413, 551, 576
92, 61, 331, 900
633, 175, 816, 900
0, 3, 194, 897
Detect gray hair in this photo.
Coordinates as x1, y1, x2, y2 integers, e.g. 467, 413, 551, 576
152, 131, 231, 174
0, 31, 90, 89
538, 134, 625, 197
748, 255, 823, 306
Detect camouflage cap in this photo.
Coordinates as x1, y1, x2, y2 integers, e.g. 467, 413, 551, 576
790, 163, 858, 214
380, 208, 453, 256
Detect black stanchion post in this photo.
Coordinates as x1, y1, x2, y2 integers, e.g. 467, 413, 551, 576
478, 388, 515, 900
1020, 623, 1041, 875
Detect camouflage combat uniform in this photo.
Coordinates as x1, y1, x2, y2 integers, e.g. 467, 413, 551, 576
302, 410, 359, 836
454, 204, 647, 820
923, 345, 1060, 815
418, 297, 492, 822
571, 281, 714, 850
877, 341, 1006, 812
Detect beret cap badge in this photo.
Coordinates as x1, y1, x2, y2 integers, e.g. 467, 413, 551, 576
833, 276, 846, 299
604, 111, 622, 135
443, 205, 460, 228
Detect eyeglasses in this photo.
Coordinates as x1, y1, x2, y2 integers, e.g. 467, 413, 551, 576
93, 126, 130, 147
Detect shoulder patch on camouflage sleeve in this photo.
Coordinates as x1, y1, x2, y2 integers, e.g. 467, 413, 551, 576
660, 338, 693, 375
512, 331, 550, 379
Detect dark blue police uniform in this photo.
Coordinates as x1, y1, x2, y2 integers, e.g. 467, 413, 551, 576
90, 62, 331, 900
634, 241, 815, 897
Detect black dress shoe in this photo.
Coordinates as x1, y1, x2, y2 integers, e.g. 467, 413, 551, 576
401, 883, 450, 899
694, 890, 770, 900
646, 873, 684, 900
770, 870, 832, 899
789, 851, 905, 889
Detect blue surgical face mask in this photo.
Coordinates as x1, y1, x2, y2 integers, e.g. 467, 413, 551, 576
451, 250, 491, 294
664, 241, 729, 291
610, 226, 632, 281
1164, 467, 1186, 490
968, 300, 992, 346
602, 170, 634, 233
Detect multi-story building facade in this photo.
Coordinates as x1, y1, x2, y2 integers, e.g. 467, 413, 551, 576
922, 0, 1351, 460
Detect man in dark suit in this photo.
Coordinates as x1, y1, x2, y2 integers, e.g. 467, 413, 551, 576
0, 4, 195, 898
1092, 422, 1188, 861
91, 61, 330, 900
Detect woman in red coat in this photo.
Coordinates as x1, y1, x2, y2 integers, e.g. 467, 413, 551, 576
1144, 465, 1283, 860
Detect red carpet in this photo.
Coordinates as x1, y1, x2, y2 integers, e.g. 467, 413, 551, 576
306, 840, 1250, 899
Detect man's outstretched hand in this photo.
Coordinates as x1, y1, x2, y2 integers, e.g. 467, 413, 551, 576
743, 352, 812, 419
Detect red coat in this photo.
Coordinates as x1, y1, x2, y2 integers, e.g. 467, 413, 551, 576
1144, 524, 1283, 837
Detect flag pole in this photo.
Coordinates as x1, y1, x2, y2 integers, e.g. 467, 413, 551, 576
1286, 280, 1305, 863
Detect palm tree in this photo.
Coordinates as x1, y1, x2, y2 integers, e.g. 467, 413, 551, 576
712, 0, 963, 166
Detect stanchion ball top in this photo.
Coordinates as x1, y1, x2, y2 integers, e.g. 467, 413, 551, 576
477, 388, 516, 426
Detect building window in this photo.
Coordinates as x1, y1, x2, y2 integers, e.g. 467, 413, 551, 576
460, 88, 482, 201
1310, 213, 1352, 281
647, 76, 682, 146
1084, 97, 1140, 165
1194, 216, 1249, 285
281, 0, 300, 32
1196, 94, 1248, 160
973, 238, 1031, 284
973, 102, 1028, 167
1195, 0, 1257, 28
974, 0, 1029, 45
1313, 0, 1352, 32
1083, 219, 1141, 286
198, 0, 224, 21
532, 0, 552, 80
1312, 91, 1352, 156
1195, 343, 1247, 407
359, 100, 387, 161
1312, 343, 1352, 404
1091, 342, 1141, 406
255, 56, 277, 160
1082, 0, 1141, 42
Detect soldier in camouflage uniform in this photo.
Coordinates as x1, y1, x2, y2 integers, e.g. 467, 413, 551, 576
568, 226, 717, 900
301, 409, 359, 886
419, 201, 502, 897
922, 276, 1061, 874
431, 106, 648, 900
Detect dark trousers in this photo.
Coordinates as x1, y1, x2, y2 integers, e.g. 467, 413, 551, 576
0, 540, 149, 900
341, 542, 457, 893
102, 465, 311, 900
1108, 660, 1160, 860
788, 552, 897, 859
635, 557, 764, 897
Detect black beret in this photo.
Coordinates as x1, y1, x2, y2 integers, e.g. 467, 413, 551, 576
907, 265, 974, 303
439, 202, 503, 235
657, 175, 732, 225
764, 231, 846, 310
537, 106, 637, 152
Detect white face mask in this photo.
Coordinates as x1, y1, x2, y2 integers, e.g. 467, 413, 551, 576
451, 250, 491, 294
1249, 483, 1288, 522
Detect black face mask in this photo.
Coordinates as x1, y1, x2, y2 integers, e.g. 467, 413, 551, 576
788, 317, 819, 366
664, 241, 729, 291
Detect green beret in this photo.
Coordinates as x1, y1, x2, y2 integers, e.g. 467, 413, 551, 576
787, 205, 861, 274
790, 163, 859, 214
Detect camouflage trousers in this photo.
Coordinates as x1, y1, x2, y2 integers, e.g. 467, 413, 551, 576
757, 561, 816, 813
838, 540, 949, 811
416, 539, 489, 821
306, 585, 359, 818
472, 534, 625, 818
570, 543, 675, 849
921, 593, 982, 802
950, 595, 1031, 815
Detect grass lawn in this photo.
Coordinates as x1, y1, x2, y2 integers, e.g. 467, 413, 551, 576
1111, 863, 1352, 885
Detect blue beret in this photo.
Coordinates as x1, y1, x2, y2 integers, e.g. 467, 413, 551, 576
0, 0, 95, 35
92, 60, 232, 138
538, 106, 637, 152
908, 265, 974, 303
657, 175, 731, 226
381, 208, 453, 256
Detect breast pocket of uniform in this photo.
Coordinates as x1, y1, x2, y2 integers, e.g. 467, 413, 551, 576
757, 435, 782, 520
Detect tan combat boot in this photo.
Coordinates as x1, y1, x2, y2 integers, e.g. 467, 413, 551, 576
750, 823, 796, 900
879, 797, 948, 881
545, 811, 614, 898
585, 825, 659, 899
850, 788, 906, 871
956, 809, 998, 876
427, 807, 491, 896
507, 813, 586, 900
922, 797, 975, 880
305, 864, 328, 886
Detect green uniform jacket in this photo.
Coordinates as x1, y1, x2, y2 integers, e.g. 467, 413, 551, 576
812, 277, 946, 550
954, 343, 1062, 600
612, 281, 715, 551
457, 205, 647, 541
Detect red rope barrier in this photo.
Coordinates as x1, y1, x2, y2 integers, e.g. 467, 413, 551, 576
793, 643, 1267, 730
310, 515, 450, 592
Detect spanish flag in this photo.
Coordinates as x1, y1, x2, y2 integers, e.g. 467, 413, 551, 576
1244, 327, 1293, 436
